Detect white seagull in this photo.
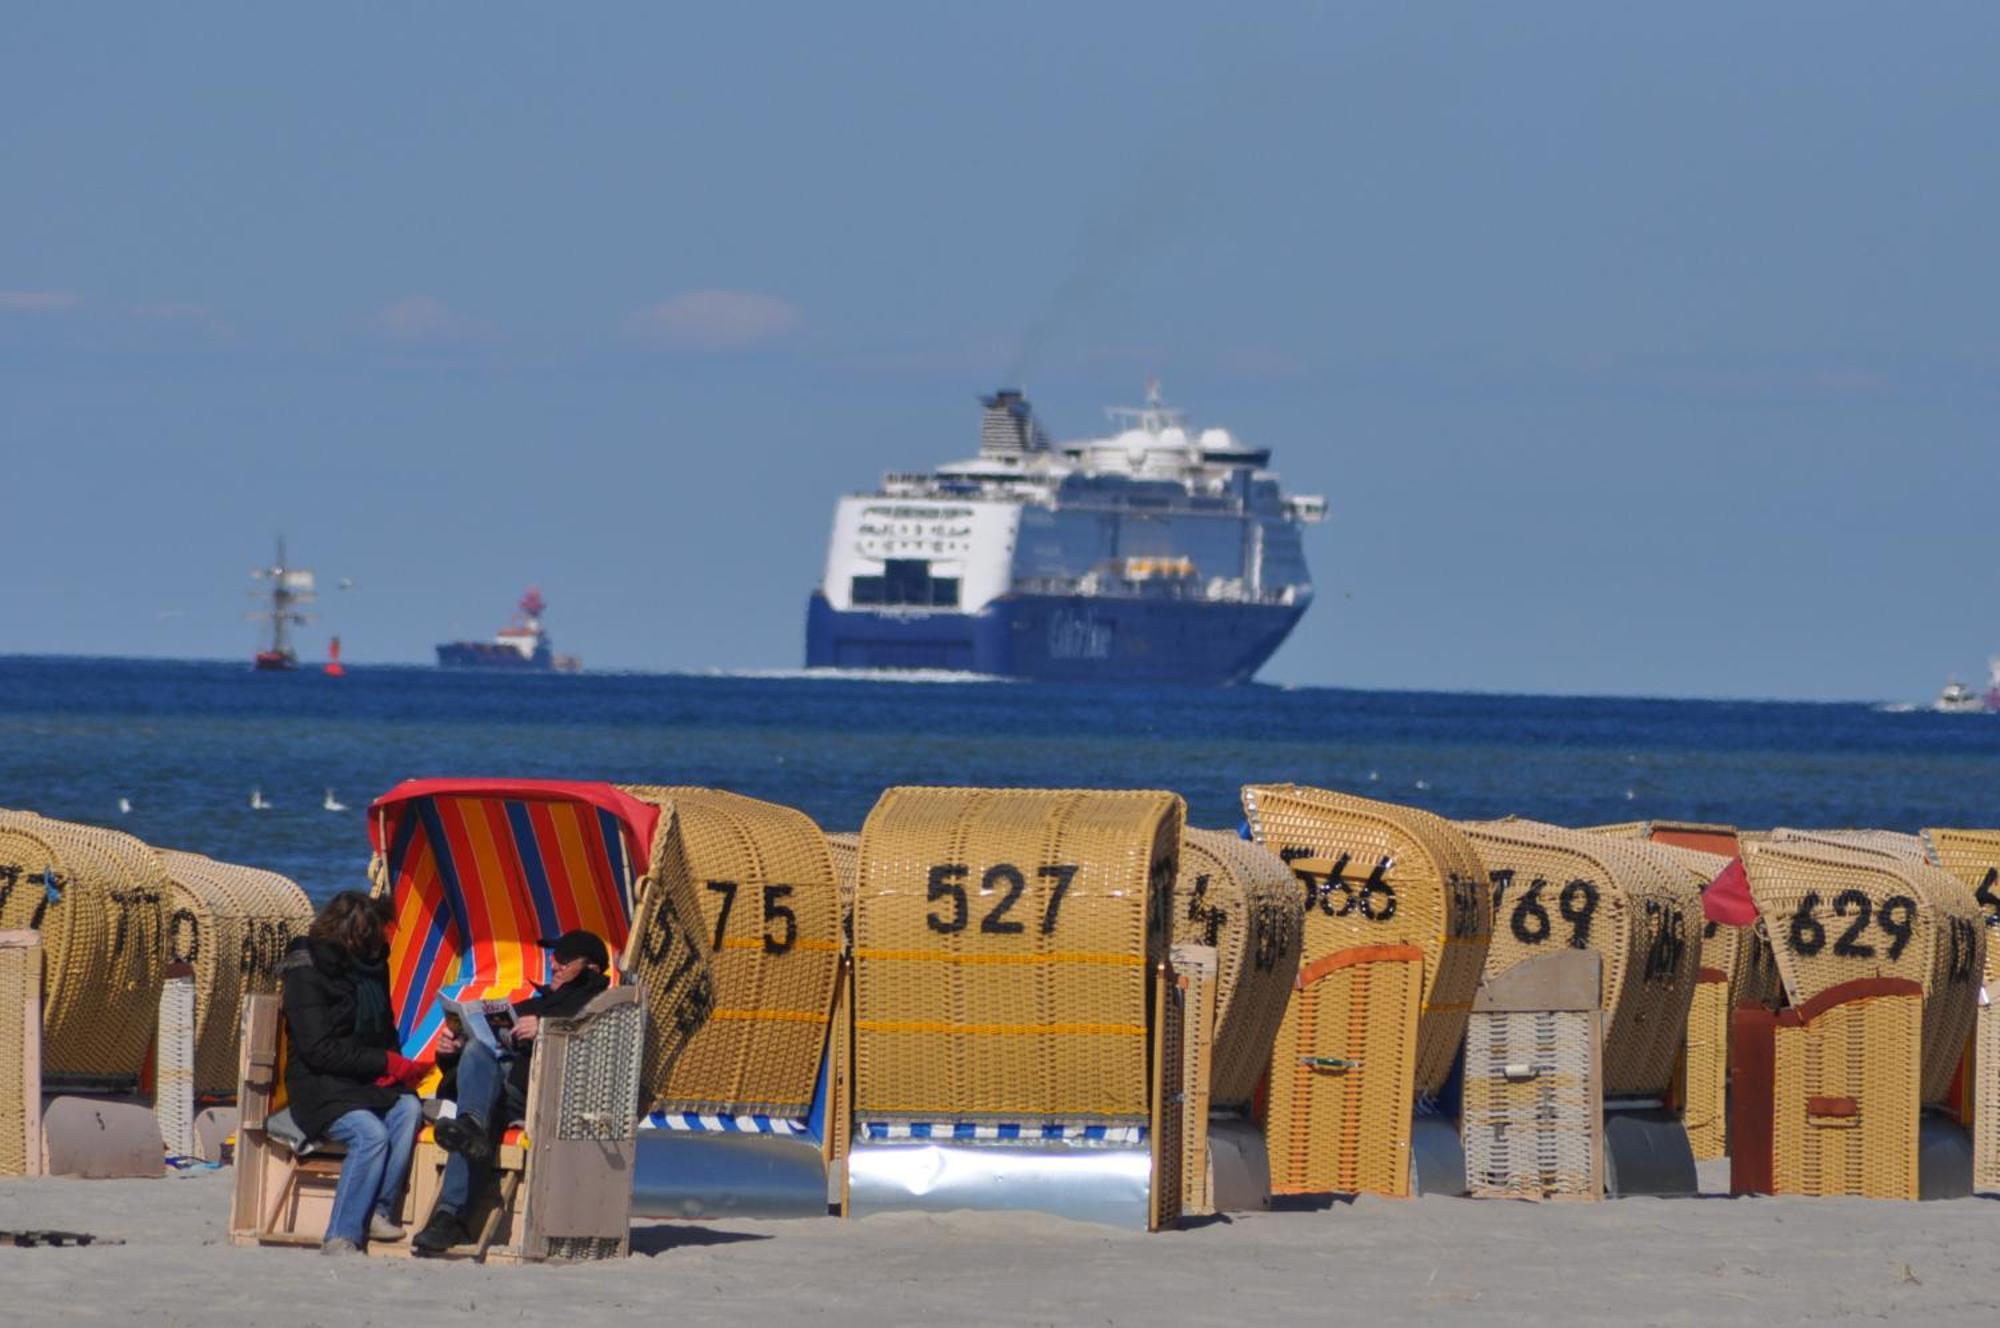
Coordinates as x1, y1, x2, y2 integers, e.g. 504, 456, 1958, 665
117, 797, 133, 815
323, 789, 347, 812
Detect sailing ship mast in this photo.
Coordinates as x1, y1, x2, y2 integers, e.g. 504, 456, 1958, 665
249, 536, 316, 670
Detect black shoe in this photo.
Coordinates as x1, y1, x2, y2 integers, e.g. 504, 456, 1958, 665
435, 1114, 493, 1162
410, 1208, 470, 1257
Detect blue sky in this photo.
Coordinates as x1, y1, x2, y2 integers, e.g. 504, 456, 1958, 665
4, 4, 1997, 699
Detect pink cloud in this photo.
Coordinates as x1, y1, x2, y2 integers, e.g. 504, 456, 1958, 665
624, 290, 803, 352
0, 290, 83, 312
369, 295, 497, 345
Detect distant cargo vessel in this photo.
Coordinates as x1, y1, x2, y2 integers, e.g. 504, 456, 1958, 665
437, 588, 580, 672
806, 384, 1326, 684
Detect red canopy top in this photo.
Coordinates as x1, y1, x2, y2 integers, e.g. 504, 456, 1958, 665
368, 778, 661, 861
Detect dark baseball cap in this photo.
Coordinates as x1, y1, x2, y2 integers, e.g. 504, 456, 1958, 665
538, 930, 610, 970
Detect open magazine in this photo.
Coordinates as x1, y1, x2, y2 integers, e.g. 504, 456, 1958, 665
441, 996, 517, 1055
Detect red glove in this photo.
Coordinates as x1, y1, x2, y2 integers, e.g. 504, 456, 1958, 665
375, 1052, 432, 1091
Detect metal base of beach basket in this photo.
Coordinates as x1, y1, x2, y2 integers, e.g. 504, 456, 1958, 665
1207, 1116, 1273, 1211
39, 1095, 163, 1178
1603, 1105, 1697, 1196
1409, 1113, 1467, 1196
1917, 1111, 1974, 1199
847, 1136, 1155, 1227
633, 1128, 829, 1220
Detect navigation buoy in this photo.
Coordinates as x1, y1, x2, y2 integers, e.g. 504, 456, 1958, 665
324, 636, 346, 678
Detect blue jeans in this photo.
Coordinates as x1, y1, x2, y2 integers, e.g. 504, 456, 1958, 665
438, 1040, 524, 1215
322, 1093, 421, 1245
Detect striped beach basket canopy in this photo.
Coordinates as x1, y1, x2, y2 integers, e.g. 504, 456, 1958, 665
1741, 837, 1983, 1106
371, 780, 665, 1060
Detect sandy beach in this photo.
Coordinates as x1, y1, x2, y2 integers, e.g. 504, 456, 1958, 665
3, 1166, 1997, 1326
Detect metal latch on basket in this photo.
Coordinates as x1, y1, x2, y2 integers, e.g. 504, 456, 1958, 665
1500, 1062, 1541, 1082
1300, 1056, 1361, 1072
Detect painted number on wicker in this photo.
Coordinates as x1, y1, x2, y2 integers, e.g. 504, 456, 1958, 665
1975, 868, 1999, 924
1489, 871, 1600, 950
1185, 873, 1289, 973
0, 866, 67, 930
1283, 851, 1398, 922
1782, 891, 1916, 961
167, 908, 201, 965
1640, 898, 1689, 983
925, 863, 1078, 935
239, 919, 296, 982
704, 880, 799, 955
109, 888, 165, 961
639, 899, 716, 1033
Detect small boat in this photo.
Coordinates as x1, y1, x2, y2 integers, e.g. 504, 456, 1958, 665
1986, 656, 2000, 713
1933, 678, 1983, 714
436, 588, 581, 672
250, 787, 272, 811
249, 538, 315, 671
323, 789, 347, 812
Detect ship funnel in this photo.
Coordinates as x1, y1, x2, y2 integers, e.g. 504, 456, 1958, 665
979, 388, 1050, 457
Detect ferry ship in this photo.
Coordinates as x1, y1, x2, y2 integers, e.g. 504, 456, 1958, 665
805, 385, 1325, 684
436, 588, 581, 672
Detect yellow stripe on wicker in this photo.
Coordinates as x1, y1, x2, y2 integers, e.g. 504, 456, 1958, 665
619, 786, 841, 1118
852, 786, 1183, 1123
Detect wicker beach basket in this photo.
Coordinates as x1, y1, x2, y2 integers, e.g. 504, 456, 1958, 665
851, 787, 1182, 1124
154, 850, 313, 1098
1741, 839, 1983, 1106
1243, 785, 1492, 1095
1171, 830, 1302, 1109
1241, 787, 1492, 1196
0, 813, 169, 1080
827, 831, 859, 933
619, 787, 840, 1118
1459, 818, 1703, 1099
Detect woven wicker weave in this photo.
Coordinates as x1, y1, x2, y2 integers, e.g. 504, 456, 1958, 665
1461, 950, 1605, 1199
0, 813, 168, 1079
1242, 786, 1492, 1095
1917, 827, 2000, 1191
1741, 840, 1983, 1105
617, 786, 837, 1116
1771, 984, 1923, 1198
155, 850, 312, 1097
1266, 943, 1425, 1195
1459, 818, 1702, 1099
852, 787, 1182, 1123
0, 934, 39, 1176
1767, 827, 1928, 861
1171, 830, 1302, 1109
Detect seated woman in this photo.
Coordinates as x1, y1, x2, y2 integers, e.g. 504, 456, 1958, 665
278, 891, 429, 1255
411, 930, 611, 1255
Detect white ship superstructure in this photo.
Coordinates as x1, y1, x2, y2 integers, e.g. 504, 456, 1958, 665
806, 385, 1325, 682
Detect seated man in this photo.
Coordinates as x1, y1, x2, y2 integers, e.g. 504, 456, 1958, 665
411, 930, 613, 1256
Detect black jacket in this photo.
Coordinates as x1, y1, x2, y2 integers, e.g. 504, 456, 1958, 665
438, 970, 612, 1107
278, 937, 403, 1140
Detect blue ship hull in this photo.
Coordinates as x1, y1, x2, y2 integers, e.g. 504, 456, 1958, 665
805, 592, 1305, 685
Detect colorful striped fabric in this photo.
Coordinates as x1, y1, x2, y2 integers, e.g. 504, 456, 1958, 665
370, 780, 658, 1057
858, 1121, 1148, 1145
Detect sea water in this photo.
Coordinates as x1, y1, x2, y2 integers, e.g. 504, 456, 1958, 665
1, 655, 1994, 902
